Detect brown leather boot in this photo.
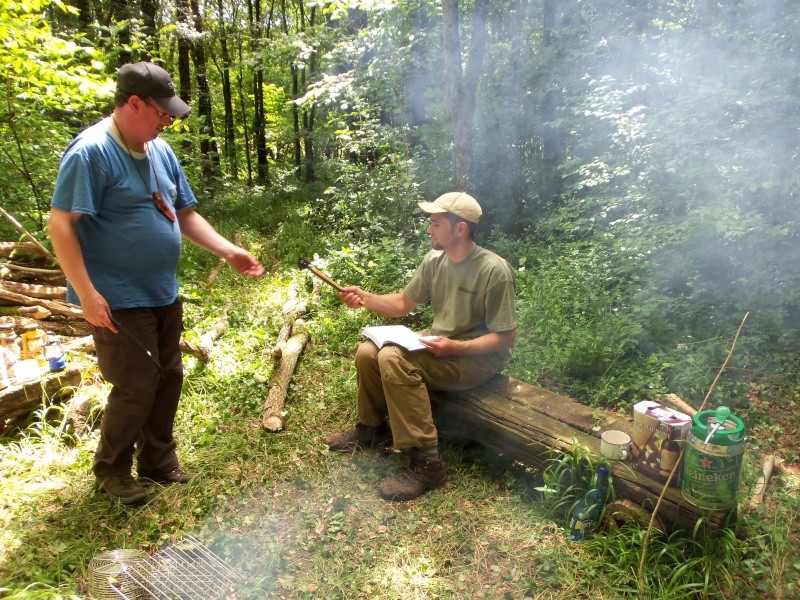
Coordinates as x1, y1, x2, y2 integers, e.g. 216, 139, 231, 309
377, 448, 447, 501
326, 423, 393, 452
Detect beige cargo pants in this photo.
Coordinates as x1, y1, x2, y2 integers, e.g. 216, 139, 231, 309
355, 339, 503, 450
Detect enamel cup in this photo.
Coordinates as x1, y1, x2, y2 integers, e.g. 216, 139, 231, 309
600, 429, 631, 461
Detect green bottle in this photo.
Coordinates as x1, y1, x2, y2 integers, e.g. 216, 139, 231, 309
568, 465, 609, 541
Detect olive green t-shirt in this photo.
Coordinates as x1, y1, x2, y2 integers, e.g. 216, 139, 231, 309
403, 245, 516, 365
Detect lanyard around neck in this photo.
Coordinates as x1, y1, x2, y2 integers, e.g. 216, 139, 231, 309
110, 117, 175, 222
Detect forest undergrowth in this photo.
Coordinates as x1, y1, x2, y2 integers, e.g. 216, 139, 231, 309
1, 188, 799, 599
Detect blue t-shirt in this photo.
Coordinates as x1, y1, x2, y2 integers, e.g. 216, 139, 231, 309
51, 118, 197, 309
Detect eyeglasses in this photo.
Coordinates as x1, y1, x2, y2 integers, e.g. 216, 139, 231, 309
152, 190, 176, 222
145, 99, 179, 124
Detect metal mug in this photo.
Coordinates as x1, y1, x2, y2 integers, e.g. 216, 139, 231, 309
601, 429, 631, 461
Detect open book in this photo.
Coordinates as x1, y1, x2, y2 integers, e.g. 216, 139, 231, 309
360, 325, 431, 352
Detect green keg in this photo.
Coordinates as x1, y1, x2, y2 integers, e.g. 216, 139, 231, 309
681, 406, 746, 510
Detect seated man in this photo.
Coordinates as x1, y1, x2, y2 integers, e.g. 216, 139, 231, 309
328, 192, 517, 501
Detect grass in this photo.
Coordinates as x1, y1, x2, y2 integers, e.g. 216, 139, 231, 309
1, 193, 799, 599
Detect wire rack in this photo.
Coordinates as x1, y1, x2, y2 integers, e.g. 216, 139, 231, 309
102, 536, 243, 600
88, 549, 150, 600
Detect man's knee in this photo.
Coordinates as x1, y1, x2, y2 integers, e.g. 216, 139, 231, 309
355, 340, 379, 367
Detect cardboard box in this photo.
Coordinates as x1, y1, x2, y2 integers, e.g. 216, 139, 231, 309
631, 400, 692, 486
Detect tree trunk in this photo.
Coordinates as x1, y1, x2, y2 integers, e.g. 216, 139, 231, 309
191, 0, 220, 183
140, 0, 158, 55
540, 0, 564, 206
108, 0, 132, 64
442, 0, 462, 188
176, 0, 193, 155
251, 0, 271, 184
442, 0, 487, 189
291, 65, 302, 177
301, 5, 317, 182
217, 0, 238, 177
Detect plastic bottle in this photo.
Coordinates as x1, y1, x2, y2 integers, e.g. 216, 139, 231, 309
568, 465, 610, 541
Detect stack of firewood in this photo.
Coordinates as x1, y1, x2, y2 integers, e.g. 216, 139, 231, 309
0, 239, 93, 433
1, 239, 91, 328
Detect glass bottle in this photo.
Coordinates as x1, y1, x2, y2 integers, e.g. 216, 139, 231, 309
0, 326, 19, 382
568, 465, 610, 541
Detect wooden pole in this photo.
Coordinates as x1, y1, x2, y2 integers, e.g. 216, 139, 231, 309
0, 206, 55, 261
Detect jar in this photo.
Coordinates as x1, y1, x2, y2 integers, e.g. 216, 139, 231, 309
21, 323, 46, 365
0, 323, 19, 360
0, 331, 19, 379
0, 355, 9, 389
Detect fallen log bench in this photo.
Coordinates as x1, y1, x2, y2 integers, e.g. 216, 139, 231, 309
430, 375, 732, 532
0, 364, 83, 433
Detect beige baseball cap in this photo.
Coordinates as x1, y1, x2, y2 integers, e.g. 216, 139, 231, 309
418, 192, 482, 224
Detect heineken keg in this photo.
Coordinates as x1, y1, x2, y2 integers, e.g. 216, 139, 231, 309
681, 406, 745, 510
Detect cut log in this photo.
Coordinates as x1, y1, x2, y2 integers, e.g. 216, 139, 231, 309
0, 364, 82, 433
272, 282, 311, 360
179, 302, 232, 363
0, 280, 66, 300
0, 241, 53, 260
180, 340, 211, 362
748, 454, 775, 506
0, 287, 82, 318
0, 305, 52, 319
63, 335, 95, 355
664, 393, 698, 417
262, 320, 309, 432
430, 376, 732, 531
0, 262, 66, 285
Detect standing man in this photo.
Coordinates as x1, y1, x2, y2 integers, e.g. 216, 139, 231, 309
327, 192, 516, 501
49, 62, 264, 505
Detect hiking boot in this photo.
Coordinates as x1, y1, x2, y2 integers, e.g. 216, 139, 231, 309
96, 474, 148, 505
139, 466, 197, 484
377, 448, 447, 501
327, 423, 393, 452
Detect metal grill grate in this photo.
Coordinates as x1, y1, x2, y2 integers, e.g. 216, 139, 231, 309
108, 536, 243, 600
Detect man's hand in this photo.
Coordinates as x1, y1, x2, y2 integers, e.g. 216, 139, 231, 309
419, 336, 460, 358
420, 329, 517, 358
226, 248, 265, 276
78, 290, 117, 332
338, 286, 366, 309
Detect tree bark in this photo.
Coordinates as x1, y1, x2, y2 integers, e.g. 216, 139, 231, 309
176, 0, 193, 156
262, 320, 308, 432
442, 0, 488, 189
0, 366, 82, 433
217, 0, 238, 176
0, 281, 66, 301
191, 0, 221, 181
540, 0, 564, 205
0, 287, 82, 318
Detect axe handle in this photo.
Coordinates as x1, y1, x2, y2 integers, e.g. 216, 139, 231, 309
304, 265, 345, 292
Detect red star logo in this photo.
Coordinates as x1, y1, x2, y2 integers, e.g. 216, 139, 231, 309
701, 458, 713, 469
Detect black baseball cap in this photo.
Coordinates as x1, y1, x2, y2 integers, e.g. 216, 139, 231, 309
117, 61, 191, 117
